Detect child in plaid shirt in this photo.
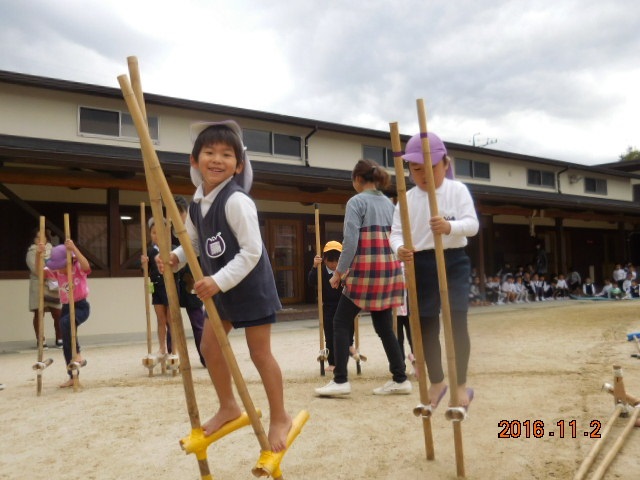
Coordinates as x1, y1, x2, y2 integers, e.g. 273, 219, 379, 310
315, 159, 410, 397
390, 132, 478, 412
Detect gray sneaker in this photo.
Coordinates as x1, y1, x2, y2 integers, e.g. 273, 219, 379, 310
315, 380, 351, 397
373, 380, 412, 395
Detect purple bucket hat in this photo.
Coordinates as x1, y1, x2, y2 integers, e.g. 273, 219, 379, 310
402, 132, 453, 179
189, 120, 253, 192
46, 244, 70, 270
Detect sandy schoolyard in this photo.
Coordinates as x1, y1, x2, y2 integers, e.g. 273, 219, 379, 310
1, 299, 639, 480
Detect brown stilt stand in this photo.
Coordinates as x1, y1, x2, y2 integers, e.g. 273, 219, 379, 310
140, 202, 158, 377
351, 315, 367, 375
33, 216, 54, 395
64, 214, 81, 392
573, 365, 640, 480
314, 204, 327, 376
418, 99, 466, 476
121, 57, 308, 479
389, 122, 435, 460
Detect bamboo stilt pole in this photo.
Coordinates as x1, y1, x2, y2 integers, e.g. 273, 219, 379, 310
314, 204, 326, 376
354, 315, 362, 375
589, 407, 640, 480
416, 99, 465, 477
572, 404, 624, 480
121, 62, 298, 479
140, 202, 157, 377
36, 216, 47, 395
64, 214, 79, 392
126, 57, 212, 480
389, 122, 435, 460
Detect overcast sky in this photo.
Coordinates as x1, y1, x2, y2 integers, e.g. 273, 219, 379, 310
1, 0, 638, 165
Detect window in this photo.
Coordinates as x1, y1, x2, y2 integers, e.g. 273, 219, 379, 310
455, 158, 490, 179
243, 128, 301, 158
585, 177, 607, 195
79, 107, 159, 141
527, 169, 556, 188
363, 145, 394, 168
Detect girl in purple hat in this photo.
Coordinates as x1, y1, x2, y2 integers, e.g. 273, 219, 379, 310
42, 239, 91, 388
390, 132, 478, 414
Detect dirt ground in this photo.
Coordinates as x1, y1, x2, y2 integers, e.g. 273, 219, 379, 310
1, 300, 639, 480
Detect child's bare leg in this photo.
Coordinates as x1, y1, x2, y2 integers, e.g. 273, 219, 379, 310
246, 324, 292, 452
200, 319, 242, 436
154, 304, 169, 354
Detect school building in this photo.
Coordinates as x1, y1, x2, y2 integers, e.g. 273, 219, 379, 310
1, 69, 640, 347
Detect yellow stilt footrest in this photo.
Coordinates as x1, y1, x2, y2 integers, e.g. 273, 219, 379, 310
32, 358, 54, 372
252, 410, 310, 478
180, 410, 262, 460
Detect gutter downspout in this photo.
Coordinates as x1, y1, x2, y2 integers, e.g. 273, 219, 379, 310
557, 166, 569, 194
304, 126, 319, 167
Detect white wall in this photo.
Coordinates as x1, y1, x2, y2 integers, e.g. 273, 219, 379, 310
1, 277, 152, 347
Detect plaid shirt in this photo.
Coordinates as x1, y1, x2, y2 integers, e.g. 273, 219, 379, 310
343, 225, 404, 311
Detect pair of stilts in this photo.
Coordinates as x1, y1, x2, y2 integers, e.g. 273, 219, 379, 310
119, 57, 308, 479
33, 214, 86, 394
139, 202, 180, 378
574, 365, 639, 480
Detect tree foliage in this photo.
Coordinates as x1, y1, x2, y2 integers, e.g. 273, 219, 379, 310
619, 146, 640, 162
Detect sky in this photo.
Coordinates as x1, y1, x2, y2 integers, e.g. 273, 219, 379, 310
1, 0, 639, 166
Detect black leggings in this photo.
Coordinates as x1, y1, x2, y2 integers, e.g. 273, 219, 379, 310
420, 311, 470, 385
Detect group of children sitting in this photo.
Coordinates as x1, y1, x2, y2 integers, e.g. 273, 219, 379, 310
469, 266, 640, 306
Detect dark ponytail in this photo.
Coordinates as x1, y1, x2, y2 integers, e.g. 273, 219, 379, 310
352, 159, 390, 190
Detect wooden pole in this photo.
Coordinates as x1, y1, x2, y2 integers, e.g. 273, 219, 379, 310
36, 216, 46, 396
126, 57, 213, 480
354, 315, 362, 375
120, 63, 274, 465
314, 204, 327, 376
572, 404, 624, 480
64, 214, 79, 392
590, 407, 640, 480
140, 202, 156, 377
416, 99, 465, 477
389, 121, 435, 460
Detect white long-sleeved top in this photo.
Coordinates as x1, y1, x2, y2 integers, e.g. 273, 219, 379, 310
390, 178, 479, 253
172, 177, 262, 293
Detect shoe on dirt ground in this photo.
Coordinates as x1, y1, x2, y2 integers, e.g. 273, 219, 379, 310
373, 380, 412, 395
315, 380, 351, 397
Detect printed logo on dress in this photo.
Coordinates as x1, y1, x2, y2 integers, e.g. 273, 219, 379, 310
205, 233, 226, 258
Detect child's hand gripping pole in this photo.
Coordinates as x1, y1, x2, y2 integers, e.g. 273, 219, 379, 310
416, 99, 466, 478
314, 204, 328, 375
389, 122, 435, 460
118, 71, 275, 472
126, 57, 212, 480
35, 215, 53, 395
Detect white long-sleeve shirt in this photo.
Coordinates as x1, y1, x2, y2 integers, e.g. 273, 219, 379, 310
390, 178, 479, 253
172, 178, 262, 293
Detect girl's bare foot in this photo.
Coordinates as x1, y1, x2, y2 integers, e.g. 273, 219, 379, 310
456, 385, 471, 407
59, 378, 75, 388
202, 406, 243, 437
269, 414, 292, 453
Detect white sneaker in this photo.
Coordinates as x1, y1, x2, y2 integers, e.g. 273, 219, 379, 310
315, 380, 351, 397
373, 380, 412, 395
